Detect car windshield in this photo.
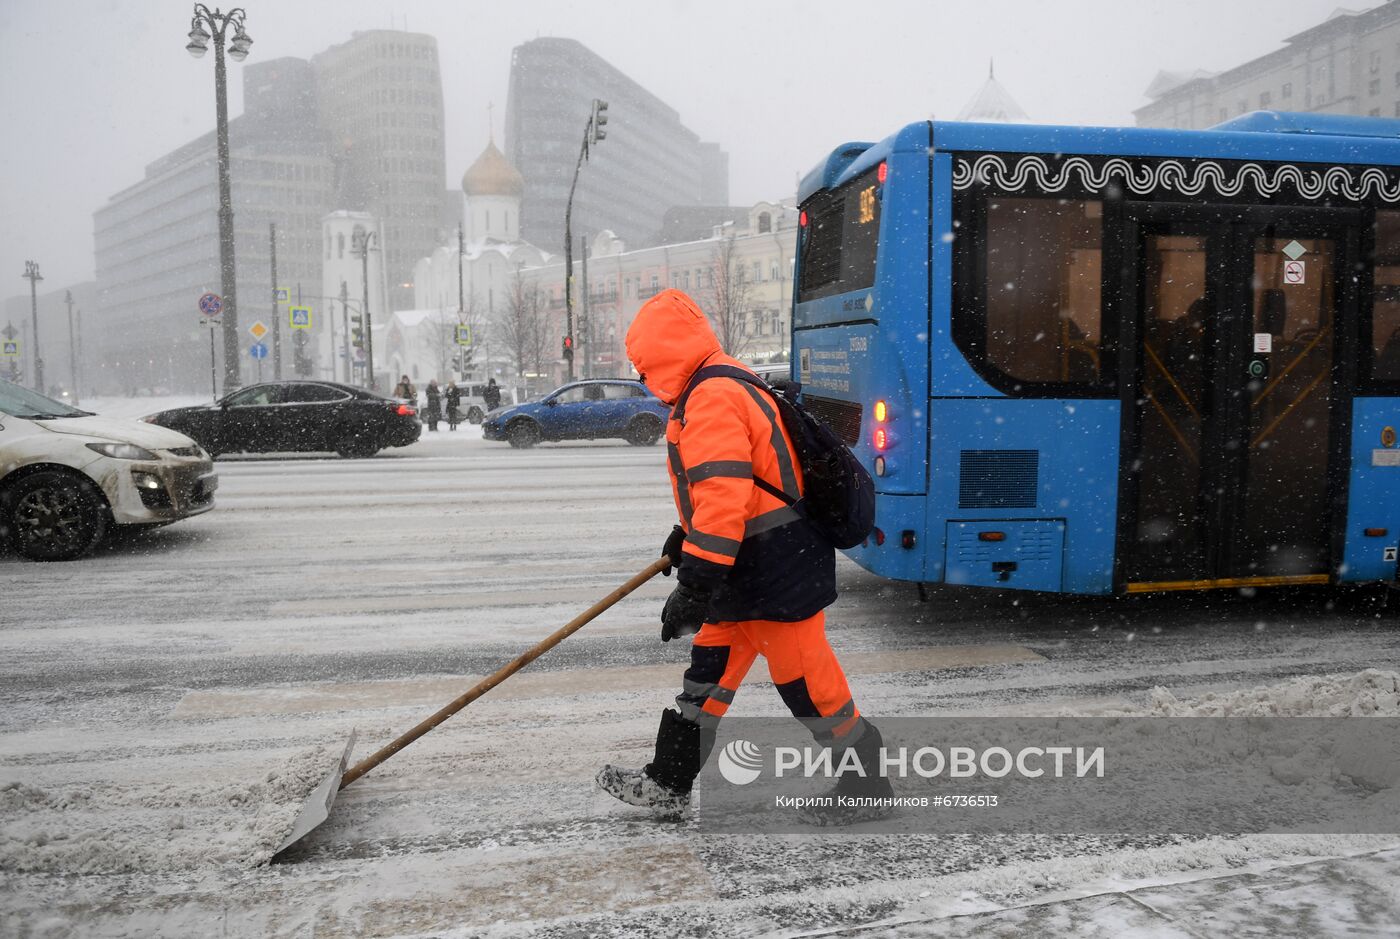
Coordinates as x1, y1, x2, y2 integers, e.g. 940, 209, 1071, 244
0, 380, 91, 419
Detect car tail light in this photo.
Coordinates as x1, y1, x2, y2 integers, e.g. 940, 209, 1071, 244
396, 404, 416, 416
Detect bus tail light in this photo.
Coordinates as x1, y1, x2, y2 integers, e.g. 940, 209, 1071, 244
1364, 528, 1389, 537
799, 210, 808, 227
979, 531, 1007, 542
874, 428, 888, 451
874, 399, 888, 422
877, 161, 888, 184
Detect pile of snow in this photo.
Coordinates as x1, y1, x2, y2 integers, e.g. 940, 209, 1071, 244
1145, 668, 1400, 717
0, 741, 343, 874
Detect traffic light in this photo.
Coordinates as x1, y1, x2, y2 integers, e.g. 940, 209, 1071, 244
350, 314, 364, 349
562, 335, 574, 360
592, 99, 608, 142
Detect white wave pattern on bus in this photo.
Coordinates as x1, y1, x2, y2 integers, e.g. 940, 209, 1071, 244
952, 154, 1400, 203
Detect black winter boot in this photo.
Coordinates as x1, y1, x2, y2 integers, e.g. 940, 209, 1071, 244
597, 709, 712, 819
798, 720, 896, 827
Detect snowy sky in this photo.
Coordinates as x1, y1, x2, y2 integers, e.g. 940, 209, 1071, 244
0, 0, 1350, 290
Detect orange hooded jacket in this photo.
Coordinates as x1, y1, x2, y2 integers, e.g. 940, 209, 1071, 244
625, 289, 835, 622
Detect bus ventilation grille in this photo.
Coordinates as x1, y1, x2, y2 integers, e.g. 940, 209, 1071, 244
802, 394, 862, 446
958, 450, 1039, 509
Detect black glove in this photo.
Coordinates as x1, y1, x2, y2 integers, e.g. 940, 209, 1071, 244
661, 582, 711, 642
660, 525, 685, 576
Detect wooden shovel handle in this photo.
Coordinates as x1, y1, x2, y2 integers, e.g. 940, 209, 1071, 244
340, 555, 673, 789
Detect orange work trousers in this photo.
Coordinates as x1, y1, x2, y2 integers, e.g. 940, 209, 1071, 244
676, 610, 863, 742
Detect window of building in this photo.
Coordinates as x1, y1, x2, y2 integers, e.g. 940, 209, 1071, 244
757, 212, 771, 234
1372, 107, 1382, 117
1370, 78, 1381, 96
1282, 82, 1292, 99
1371, 50, 1382, 73
1219, 107, 1229, 121
955, 195, 1107, 390
1238, 100, 1248, 113
337, 233, 345, 259
753, 261, 763, 282
1260, 90, 1272, 107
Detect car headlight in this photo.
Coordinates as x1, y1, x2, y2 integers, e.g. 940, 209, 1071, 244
86, 442, 158, 461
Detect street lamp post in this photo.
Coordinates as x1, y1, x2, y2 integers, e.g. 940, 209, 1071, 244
354, 230, 378, 388
21, 261, 43, 393
186, 5, 252, 394
65, 290, 78, 403
563, 99, 608, 383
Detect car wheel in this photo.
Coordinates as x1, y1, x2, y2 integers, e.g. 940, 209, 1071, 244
507, 420, 541, 449
625, 416, 663, 447
467, 407, 484, 424
4, 470, 109, 561
335, 432, 379, 459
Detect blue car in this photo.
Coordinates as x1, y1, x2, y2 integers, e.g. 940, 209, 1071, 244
482, 379, 670, 448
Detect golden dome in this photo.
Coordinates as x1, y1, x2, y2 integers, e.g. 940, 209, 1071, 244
462, 140, 524, 198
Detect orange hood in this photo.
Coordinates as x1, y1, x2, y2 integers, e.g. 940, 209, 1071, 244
625, 289, 723, 404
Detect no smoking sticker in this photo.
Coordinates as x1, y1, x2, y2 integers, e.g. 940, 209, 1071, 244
1283, 260, 1305, 285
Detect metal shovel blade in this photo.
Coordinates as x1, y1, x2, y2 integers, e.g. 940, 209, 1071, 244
271, 729, 357, 861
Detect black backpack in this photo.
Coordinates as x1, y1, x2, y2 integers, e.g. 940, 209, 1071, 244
673, 365, 876, 549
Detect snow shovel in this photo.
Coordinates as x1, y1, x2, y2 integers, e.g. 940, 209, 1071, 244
271, 555, 673, 860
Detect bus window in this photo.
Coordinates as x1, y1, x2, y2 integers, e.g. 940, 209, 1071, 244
1373, 210, 1400, 383
974, 197, 1105, 389
797, 166, 882, 303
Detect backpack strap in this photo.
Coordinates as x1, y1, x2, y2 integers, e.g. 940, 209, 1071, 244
672, 364, 799, 508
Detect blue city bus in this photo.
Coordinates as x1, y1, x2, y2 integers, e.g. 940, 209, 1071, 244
792, 112, 1400, 595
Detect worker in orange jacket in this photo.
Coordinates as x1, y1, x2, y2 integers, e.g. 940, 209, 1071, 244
596, 289, 889, 822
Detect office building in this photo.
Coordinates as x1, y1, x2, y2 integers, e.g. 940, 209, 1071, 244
504, 37, 729, 255
1137, 1, 1400, 129
93, 32, 447, 393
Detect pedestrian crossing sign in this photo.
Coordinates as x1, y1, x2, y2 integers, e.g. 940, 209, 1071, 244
274, 287, 290, 303
1, 340, 18, 357
455, 324, 473, 346
289, 306, 312, 329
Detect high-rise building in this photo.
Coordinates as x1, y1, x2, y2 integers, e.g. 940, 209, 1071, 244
1136, 1, 1400, 129
93, 31, 449, 393
93, 57, 334, 394
504, 37, 729, 254
313, 30, 447, 311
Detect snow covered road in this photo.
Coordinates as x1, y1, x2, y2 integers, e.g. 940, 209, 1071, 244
2, 432, 1399, 937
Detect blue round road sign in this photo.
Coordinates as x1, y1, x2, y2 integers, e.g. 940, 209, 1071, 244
249, 342, 269, 360
199, 292, 224, 317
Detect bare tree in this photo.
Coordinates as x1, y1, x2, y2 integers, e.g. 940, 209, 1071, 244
423, 291, 482, 381
496, 266, 547, 379
705, 232, 753, 358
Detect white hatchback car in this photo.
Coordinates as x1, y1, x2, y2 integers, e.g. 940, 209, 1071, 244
0, 381, 217, 561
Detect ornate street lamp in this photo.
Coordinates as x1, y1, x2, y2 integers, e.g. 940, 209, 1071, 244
186, 5, 252, 393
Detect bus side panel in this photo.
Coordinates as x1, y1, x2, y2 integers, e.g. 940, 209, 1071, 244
929, 150, 1002, 398
926, 398, 1121, 594
1340, 396, 1400, 583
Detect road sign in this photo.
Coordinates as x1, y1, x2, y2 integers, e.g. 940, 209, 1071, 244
455, 324, 473, 346
289, 306, 312, 329
250, 342, 269, 360
274, 287, 290, 303
249, 320, 269, 340
198, 292, 223, 317
1, 340, 18, 357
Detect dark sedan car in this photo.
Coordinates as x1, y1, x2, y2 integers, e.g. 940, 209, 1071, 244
142, 380, 421, 459
482, 379, 669, 448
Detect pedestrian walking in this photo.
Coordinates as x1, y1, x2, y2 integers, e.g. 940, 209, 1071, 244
424, 379, 442, 432
596, 289, 890, 824
445, 381, 462, 431
484, 377, 502, 412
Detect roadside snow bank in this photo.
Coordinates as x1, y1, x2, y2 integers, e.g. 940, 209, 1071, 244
0, 741, 344, 874
1145, 668, 1400, 717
